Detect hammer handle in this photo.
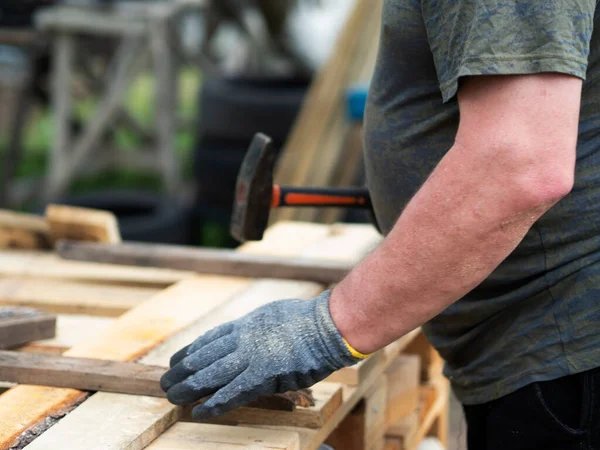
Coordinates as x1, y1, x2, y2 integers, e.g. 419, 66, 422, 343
272, 185, 371, 208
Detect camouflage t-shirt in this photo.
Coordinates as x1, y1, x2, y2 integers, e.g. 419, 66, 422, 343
363, 0, 600, 404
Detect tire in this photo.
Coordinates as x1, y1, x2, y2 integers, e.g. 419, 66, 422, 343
54, 190, 192, 245
197, 75, 310, 144
193, 138, 248, 207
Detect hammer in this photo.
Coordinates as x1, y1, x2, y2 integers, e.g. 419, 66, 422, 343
231, 133, 374, 242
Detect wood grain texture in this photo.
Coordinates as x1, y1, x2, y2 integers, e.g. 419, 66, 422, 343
0, 251, 194, 287
56, 240, 353, 285
0, 308, 56, 349
145, 423, 300, 450
0, 210, 51, 250
386, 355, 420, 427
25, 223, 379, 450
0, 351, 166, 397
46, 204, 121, 244
18, 314, 114, 355
0, 350, 314, 411
0, 277, 157, 316
0, 276, 250, 449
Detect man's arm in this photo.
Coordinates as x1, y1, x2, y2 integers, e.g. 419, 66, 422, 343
331, 73, 582, 354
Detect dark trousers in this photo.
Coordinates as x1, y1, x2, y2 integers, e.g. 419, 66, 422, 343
463, 367, 600, 450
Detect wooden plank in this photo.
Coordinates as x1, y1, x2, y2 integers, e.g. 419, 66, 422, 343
404, 333, 444, 382
271, 0, 382, 225
46, 205, 121, 244
203, 382, 343, 429
386, 355, 420, 427
0, 351, 165, 397
26, 223, 378, 450
0, 277, 157, 317
325, 369, 388, 450
56, 240, 355, 285
18, 314, 114, 355
146, 423, 300, 450
0, 251, 194, 287
387, 379, 450, 450
0, 276, 251, 449
0, 210, 51, 250
0, 350, 314, 411
0, 308, 56, 349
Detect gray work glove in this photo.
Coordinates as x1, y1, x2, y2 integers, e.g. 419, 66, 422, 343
160, 290, 364, 420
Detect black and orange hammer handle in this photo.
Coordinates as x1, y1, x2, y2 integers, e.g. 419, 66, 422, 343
271, 185, 371, 208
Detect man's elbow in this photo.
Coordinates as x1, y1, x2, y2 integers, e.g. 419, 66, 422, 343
510, 155, 574, 210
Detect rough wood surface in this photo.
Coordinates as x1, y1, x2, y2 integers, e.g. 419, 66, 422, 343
46, 205, 121, 244
386, 355, 420, 427
0, 350, 314, 410
145, 423, 301, 450
0, 308, 56, 349
0, 251, 194, 287
18, 314, 114, 355
25, 223, 376, 450
0, 277, 158, 316
0, 210, 51, 250
0, 276, 250, 449
56, 240, 353, 285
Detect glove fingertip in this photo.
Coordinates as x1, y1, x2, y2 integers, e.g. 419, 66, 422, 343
169, 345, 191, 367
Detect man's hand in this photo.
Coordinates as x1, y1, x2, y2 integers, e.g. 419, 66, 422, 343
160, 291, 363, 420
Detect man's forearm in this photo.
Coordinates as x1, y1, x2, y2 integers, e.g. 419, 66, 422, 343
330, 139, 570, 354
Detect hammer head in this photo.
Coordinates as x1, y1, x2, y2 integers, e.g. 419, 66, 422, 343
230, 133, 277, 242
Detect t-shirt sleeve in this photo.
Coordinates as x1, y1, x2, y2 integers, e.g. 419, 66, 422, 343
422, 0, 597, 102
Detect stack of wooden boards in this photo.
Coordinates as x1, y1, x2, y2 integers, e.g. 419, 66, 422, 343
0, 206, 449, 450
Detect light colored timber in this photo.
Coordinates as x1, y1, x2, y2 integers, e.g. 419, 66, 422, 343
385, 355, 420, 427
0, 251, 194, 287
271, 0, 383, 225
0, 210, 51, 250
25, 223, 379, 450
46, 204, 121, 244
19, 314, 114, 355
145, 423, 301, 450
0, 277, 158, 317
0, 276, 251, 449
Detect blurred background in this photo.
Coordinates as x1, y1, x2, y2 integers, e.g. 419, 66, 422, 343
0, 0, 357, 249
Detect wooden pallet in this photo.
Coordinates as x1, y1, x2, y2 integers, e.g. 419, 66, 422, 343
0, 214, 448, 450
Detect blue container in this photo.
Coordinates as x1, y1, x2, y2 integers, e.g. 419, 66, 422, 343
346, 83, 369, 122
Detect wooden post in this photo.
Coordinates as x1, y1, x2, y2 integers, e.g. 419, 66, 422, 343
45, 32, 74, 202
151, 17, 180, 195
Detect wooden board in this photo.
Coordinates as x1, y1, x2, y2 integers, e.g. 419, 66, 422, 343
404, 333, 444, 382
46, 204, 121, 244
56, 240, 354, 285
25, 223, 379, 450
271, 0, 383, 225
0, 251, 194, 287
326, 378, 388, 450
0, 308, 56, 349
386, 355, 420, 427
0, 210, 51, 250
203, 382, 343, 429
0, 275, 251, 449
145, 423, 301, 450
18, 314, 114, 355
0, 277, 158, 316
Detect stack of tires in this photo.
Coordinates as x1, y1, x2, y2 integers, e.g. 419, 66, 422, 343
192, 74, 311, 247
